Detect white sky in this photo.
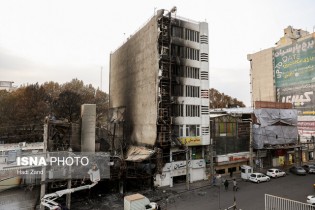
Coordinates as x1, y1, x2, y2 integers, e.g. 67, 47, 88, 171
0, 0, 315, 106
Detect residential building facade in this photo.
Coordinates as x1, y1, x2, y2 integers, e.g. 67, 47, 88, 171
0, 81, 16, 91
248, 26, 315, 164
109, 8, 209, 187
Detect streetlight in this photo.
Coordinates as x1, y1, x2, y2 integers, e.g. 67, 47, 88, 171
214, 175, 222, 210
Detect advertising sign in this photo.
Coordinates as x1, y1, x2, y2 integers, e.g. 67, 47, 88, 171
276, 83, 315, 108
274, 37, 315, 87
274, 37, 315, 114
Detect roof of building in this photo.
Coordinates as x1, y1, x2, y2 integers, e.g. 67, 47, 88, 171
210, 107, 253, 114
210, 113, 227, 118
223, 107, 254, 114
0, 142, 44, 152
124, 193, 145, 202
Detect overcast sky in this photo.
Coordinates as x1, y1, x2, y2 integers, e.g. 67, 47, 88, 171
1, 0, 315, 106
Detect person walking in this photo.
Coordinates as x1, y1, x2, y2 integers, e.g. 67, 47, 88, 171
233, 178, 238, 191
224, 179, 229, 191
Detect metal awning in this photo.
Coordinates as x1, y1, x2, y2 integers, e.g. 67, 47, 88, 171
125, 146, 155, 162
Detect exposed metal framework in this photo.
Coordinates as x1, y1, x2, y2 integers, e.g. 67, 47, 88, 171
157, 14, 172, 147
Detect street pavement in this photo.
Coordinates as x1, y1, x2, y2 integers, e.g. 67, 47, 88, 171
164, 173, 315, 210
70, 172, 315, 210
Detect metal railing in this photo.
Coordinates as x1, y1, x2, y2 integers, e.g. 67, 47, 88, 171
265, 194, 314, 210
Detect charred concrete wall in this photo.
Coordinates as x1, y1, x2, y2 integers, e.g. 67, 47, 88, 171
110, 17, 159, 146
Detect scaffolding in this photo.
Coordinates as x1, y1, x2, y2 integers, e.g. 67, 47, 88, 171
157, 14, 172, 148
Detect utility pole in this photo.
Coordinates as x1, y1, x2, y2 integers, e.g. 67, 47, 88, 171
186, 146, 190, 190
249, 121, 253, 169
66, 148, 72, 209
312, 136, 315, 162
210, 138, 214, 178
40, 122, 48, 210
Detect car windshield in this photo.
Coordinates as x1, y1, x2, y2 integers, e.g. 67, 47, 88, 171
250, 174, 256, 177
268, 170, 273, 172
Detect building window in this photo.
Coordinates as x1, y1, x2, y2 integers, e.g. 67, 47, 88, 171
185, 85, 200, 98
171, 44, 185, 58
171, 84, 184, 96
172, 150, 186, 161
200, 71, 208, 80
185, 66, 200, 79
174, 125, 184, 137
202, 127, 210, 135
172, 65, 184, 77
201, 106, 209, 115
172, 26, 183, 39
185, 28, 200, 43
226, 122, 237, 137
200, 53, 208, 62
200, 35, 208, 44
191, 146, 203, 159
201, 89, 209, 99
186, 105, 200, 117
186, 125, 200, 137
185, 47, 199, 61
172, 104, 184, 117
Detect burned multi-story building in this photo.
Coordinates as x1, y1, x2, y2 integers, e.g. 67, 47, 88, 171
109, 7, 210, 187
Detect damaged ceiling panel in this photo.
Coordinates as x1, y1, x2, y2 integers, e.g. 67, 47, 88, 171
125, 146, 155, 162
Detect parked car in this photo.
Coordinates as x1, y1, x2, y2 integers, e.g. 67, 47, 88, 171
307, 195, 315, 205
249, 173, 270, 183
289, 166, 307, 175
302, 164, 315, 174
266, 168, 286, 178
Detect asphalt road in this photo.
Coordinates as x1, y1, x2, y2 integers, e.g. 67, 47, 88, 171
166, 173, 315, 210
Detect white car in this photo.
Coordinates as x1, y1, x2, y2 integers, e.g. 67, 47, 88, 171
249, 173, 270, 183
266, 168, 286, 178
307, 195, 315, 205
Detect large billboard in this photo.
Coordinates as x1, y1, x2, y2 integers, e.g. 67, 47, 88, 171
274, 37, 315, 113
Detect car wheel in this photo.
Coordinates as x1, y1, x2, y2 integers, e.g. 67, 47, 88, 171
267, 178, 270, 182
275, 175, 278, 178
257, 180, 260, 183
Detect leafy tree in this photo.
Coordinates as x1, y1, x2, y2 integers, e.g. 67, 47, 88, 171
14, 83, 49, 124
52, 90, 82, 122
0, 79, 110, 143
94, 88, 109, 128
209, 88, 245, 108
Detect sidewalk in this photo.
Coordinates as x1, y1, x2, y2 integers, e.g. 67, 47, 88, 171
158, 172, 242, 195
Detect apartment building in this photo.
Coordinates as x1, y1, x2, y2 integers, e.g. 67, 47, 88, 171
109, 7, 209, 187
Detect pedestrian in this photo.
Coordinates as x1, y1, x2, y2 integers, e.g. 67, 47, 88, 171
230, 170, 233, 178
233, 178, 237, 191
212, 175, 216, 185
224, 179, 229, 191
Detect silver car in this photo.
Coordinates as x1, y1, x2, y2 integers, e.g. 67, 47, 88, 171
249, 173, 270, 183
302, 164, 315, 174
266, 168, 286, 178
289, 166, 306, 175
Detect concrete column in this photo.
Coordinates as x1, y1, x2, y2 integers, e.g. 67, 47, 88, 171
81, 104, 96, 152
